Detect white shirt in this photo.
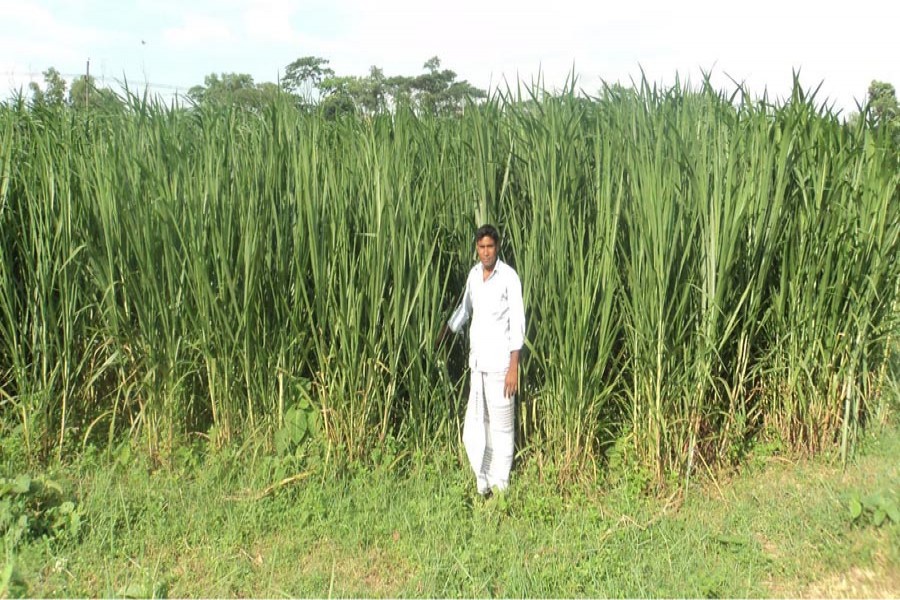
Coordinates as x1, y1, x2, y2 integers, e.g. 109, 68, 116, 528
448, 259, 525, 373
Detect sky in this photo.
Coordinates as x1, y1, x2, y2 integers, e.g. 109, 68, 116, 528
1, 0, 898, 114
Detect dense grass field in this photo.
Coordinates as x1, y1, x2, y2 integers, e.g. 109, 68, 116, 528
1, 78, 899, 596
2, 79, 898, 477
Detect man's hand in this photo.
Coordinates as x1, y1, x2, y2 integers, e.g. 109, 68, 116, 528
504, 351, 520, 398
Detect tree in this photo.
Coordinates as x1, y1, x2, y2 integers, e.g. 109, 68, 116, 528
321, 93, 357, 120
280, 55, 486, 116
188, 73, 280, 111
408, 56, 486, 115
320, 66, 388, 116
385, 74, 414, 111
867, 81, 898, 126
29, 67, 67, 109
326, 56, 487, 116
69, 74, 123, 113
281, 56, 334, 103
863, 81, 900, 153
359, 66, 387, 114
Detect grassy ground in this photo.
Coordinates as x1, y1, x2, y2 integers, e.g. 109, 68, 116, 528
2, 414, 898, 599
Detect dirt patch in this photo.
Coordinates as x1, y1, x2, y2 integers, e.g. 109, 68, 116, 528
799, 564, 899, 599
766, 541, 899, 600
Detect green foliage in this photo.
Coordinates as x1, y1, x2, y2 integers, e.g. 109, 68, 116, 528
399, 56, 488, 115
0, 474, 82, 546
27, 67, 67, 110
25, 68, 123, 114
0, 423, 28, 473
860, 80, 900, 154
1, 74, 898, 479
116, 575, 169, 599
604, 435, 653, 496
291, 55, 486, 116
69, 75, 123, 113
187, 72, 282, 110
281, 56, 335, 104
867, 81, 898, 127
274, 394, 319, 457
848, 491, 900, 527
320, 66, 389, 116
0, 556, 28, 598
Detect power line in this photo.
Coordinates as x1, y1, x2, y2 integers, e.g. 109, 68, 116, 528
1, 70, 193, 95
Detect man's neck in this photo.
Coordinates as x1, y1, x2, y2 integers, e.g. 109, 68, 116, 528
482, 262, 496, 281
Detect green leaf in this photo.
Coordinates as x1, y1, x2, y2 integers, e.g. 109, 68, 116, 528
11, 476, 30, 495
274, 429, 290, 456
285, 407, 302, 429
41, 478, 63, 494
307, 411, 320, 435
849, 497, 863, 520
68, 512, 82, 536
292, 412, 308, 443
116, 444, 133, 467
862, 493, 882, 510
873, 508, 887, 527
886, 503, 900, 524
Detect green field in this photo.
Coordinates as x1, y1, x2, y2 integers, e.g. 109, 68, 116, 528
1, 78, 899, 597
2, 415, 899, 597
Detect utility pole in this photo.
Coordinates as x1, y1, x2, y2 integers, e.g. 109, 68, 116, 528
85, 58, 90, 109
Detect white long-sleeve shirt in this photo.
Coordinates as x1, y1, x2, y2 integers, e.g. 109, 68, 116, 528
447, 259, 525, 373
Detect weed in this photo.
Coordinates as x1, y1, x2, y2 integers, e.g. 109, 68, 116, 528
848, 491, 900, 527
0, 474, 81, 547
0, 555, 28, 598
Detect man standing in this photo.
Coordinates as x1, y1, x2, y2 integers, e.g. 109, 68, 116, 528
438, 224, 526, 498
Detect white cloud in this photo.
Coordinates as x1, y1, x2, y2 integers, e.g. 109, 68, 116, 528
243, 0, 300, 44
162, 14, 234, 47
0, 0, 121, 68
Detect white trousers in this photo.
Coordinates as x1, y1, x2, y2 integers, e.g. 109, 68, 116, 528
462, 370, 515, 493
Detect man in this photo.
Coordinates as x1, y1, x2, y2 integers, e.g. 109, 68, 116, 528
437, 224, 526, 498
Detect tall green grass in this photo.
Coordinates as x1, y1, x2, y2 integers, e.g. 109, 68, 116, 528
0, 78, 897, 478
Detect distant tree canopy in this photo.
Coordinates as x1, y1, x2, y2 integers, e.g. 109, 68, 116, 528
867, 81, 898, 126
18, 61, 895, 139
182, 56, 486, 117
69, 74, 123, 113
187, 73, 280, 111
861, 81, 900, 153
28, 67, 67, 109
281, 56, 334, 102
26, 68, 123, 113
283, 55, 487, 117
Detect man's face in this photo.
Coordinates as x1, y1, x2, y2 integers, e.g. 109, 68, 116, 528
476, 235, 498, 270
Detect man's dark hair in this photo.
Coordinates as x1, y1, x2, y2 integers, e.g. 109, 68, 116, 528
475, 224, 500, 244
